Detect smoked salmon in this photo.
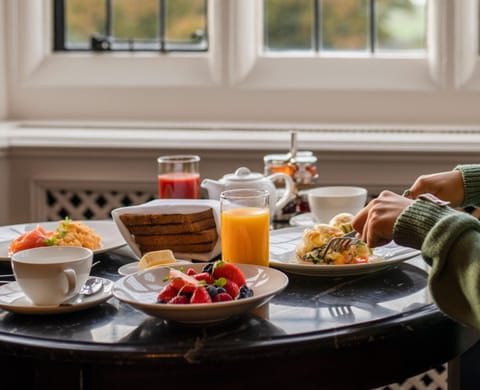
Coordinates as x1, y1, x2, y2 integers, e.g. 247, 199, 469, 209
8, 225, 56, 255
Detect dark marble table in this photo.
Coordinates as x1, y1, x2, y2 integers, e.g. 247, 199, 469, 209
0, 238, 478, 390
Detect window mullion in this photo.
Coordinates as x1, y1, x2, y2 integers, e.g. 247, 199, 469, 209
369, 0, 375, 54
52, 0, 65, 51
159, 0, 166, 52
314, 0, 320, 52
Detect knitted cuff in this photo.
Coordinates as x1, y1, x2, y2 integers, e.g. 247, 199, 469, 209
394, 199, 456, 249
455, 164, 480, 207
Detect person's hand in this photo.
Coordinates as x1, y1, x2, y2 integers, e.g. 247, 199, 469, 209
352, 190, 413, 248
405, 170, 464, 207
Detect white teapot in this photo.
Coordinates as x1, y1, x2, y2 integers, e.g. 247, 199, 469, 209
201, 167, 295, 219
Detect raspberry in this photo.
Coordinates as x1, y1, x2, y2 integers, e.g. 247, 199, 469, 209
213, 292, 233, 302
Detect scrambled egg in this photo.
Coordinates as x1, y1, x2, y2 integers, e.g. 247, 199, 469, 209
296, 216, 371, 265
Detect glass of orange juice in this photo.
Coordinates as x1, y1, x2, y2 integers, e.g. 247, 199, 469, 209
220, 189, 270, 267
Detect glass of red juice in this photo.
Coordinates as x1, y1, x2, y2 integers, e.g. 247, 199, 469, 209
157, 155, 200, 199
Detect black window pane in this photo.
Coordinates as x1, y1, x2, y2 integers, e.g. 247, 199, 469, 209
165, 0, 207, 46
322, 0, 369, 52
66, 0, 106, 49
57, 0, 208, 52
376, 0, 427, 52
264, 0, 313, 51
112, 0, 159, 40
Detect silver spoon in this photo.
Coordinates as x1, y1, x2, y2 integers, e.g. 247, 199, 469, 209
60, 277, 103, 306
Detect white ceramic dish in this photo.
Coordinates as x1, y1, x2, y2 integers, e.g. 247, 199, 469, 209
0, 277, 113, 314
113, 263, 288, 324
289, 212, 316, 227
118, 259, 192, 276
269, 227, 421, 277
111, 199, 221, 262
0, 220, 126, 261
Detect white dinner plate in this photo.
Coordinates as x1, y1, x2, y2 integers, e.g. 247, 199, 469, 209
0, 277, 113, 314
269, 226, 421, 277
0, 220, 127, 261
113, 263, 289, 324
118, 259, 192, 276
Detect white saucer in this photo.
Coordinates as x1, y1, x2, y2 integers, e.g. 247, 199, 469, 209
0, 277, 113, 314
118, 259, 192, 276
289, 213, 316, 227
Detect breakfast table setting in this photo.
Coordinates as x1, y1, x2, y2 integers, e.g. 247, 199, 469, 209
0, 150, 477, 389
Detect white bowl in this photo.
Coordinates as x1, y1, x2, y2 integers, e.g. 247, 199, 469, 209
307, 186, 367, 223
113, 263, 289, 324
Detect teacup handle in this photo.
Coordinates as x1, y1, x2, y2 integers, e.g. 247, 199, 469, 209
267, 173, 295, 211
63, 268, 77, 297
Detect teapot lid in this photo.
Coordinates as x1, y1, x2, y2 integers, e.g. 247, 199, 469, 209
224, 167, 264, 182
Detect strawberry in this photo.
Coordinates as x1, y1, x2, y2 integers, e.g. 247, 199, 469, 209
213, 292, 233, 302
186, 267, 197, 276
193, 272, 214, 285
190, 286, 212, 304
212, 261, 246, 287
168, 268, 201, 293
157, 284, 178, 303
168, 295, 189, 304
218, 278, 239, 299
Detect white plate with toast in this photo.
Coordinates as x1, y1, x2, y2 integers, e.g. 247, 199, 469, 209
0, 220, 126, 261
111, 199, 221, 261
269, 227, 421, 277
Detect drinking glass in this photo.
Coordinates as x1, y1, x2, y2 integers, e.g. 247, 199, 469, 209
220, 189, 270, 267
157, 155, 200, 199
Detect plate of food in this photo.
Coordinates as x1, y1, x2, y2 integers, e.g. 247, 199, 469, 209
269, 214, 421, 277
113, 260, 289, 324
0, 219, 126, 261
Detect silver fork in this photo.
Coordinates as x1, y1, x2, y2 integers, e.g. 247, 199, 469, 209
320, 231, 360, 258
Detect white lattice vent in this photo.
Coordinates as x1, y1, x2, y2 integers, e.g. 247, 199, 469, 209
374, 363, 447, 390
45, 189, 156, 221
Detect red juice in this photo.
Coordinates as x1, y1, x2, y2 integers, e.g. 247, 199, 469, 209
158, 173, 200, 199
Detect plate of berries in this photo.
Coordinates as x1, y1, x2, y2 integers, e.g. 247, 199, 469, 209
112, 260, 289, 324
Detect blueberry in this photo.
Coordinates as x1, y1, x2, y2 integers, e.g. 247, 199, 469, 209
216, 287, 227, 294
206, 285, 218, 299
238, 285, 253, 299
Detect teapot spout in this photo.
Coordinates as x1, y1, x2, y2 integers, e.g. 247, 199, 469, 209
201, 178, 223, 200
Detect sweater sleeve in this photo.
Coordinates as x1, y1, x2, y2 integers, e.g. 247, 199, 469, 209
455, 164, 480, 207
394, 199, 480, 330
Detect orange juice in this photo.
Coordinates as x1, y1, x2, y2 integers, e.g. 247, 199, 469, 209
221, 207, 270, 267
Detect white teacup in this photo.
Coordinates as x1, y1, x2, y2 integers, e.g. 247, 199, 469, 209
308, 186, 368, 224
11, 246, 93, 306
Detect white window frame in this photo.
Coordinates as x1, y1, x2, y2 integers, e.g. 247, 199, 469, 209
9, 0, 480, 125
229, 0, 445, 91
454, 0, 480, 89
9, 0, 223, 88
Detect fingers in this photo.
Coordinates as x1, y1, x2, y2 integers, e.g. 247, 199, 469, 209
352, 190, 412, 248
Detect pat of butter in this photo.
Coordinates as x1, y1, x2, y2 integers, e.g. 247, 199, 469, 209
138, 249, 176, 270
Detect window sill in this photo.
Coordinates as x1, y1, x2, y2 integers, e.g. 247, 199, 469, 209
2, 121, 480, 154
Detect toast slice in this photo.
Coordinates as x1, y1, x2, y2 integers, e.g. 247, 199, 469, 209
127, 217, 216, 235
134, 228, 218, 246
120, 208, 214, 227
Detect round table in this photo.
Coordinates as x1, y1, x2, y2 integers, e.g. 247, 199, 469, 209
0, 244, 477, 390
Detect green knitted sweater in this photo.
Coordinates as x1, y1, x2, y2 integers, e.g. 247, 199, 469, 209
394, 164, 480, 330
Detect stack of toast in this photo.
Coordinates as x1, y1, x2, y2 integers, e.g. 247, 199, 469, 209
119, 208, 218, 255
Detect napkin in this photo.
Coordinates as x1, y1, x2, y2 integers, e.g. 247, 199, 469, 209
111, 199, 221, 262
